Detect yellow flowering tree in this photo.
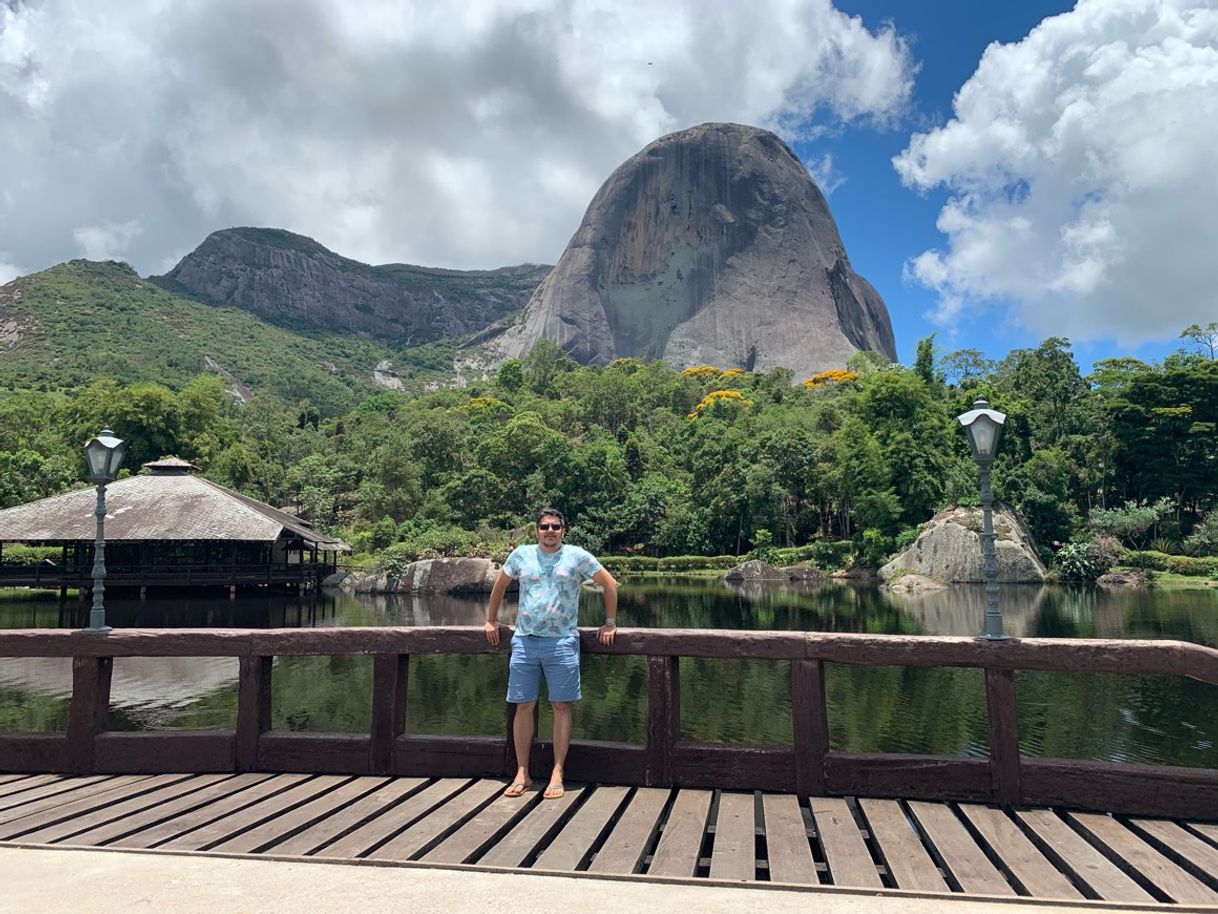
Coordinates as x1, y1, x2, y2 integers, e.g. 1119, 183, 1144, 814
802, 369, 859, 389
688, 388, 753, 419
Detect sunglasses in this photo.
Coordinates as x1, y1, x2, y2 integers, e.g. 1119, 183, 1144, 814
537, 523, 564, 531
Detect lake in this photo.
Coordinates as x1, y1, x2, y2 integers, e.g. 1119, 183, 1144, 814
1, 579, 1216, 769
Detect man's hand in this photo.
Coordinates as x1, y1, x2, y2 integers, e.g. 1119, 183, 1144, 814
597, 622, 617, 646
484, 620, 501, 646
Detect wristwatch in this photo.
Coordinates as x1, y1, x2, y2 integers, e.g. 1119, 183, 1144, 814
603, 619, 616, 628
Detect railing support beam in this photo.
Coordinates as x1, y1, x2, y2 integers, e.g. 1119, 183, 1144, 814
985, 667, 1022, 805
237, 656, 272, 770
370, 653, 409, 775
646, 655, 680, 786
66, 655, 112, 773
792, 659, 830, 796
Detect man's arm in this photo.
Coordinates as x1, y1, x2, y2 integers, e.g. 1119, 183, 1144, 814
592, 567, 618, 645
484, 570, 513, 646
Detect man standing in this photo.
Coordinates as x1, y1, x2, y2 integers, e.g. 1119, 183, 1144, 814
484, 507, 618, 799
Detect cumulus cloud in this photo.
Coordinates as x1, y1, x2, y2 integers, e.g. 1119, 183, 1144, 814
0, 0, 913, 277
805, 153, 845, 195
895, 0, 1218, 344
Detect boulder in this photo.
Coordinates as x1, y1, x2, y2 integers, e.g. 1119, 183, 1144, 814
1097, 569, 1150, 589
484, 123, 895, 378
879, 505, 1045, 584
722, 559, 788, 582
782, 564, 826, 583
395, 557, 502, 594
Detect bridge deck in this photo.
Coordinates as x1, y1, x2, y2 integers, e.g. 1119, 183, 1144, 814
1, 772, 1216, 905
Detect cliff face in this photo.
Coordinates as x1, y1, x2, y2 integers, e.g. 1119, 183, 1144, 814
487, 123, 896, 376
159, 228, 550, 345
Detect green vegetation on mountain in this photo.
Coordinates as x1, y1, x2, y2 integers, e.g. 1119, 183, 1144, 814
2, 322, 1217, 578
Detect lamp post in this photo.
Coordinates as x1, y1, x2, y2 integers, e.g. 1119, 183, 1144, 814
83, 428, 127, 632
956, 399, 1008, 640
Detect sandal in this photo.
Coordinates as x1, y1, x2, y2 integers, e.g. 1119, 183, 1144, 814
503, 779, 531, 797
543, 782, 565, 800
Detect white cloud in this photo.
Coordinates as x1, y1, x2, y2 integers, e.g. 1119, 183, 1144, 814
0, 0, 914, 276
0, 258, 21, 285
895, 0, 1218, 345
804, 153, 845, 195
73, 220, 143, 262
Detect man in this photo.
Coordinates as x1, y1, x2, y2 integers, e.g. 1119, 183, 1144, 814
484, 507, 618, 799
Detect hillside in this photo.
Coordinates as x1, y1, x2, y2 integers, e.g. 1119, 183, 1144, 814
0, 260, 396, 414
158, 227, 551, 345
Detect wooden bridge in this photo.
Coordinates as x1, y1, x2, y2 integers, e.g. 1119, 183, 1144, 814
1, 627, 1217, 905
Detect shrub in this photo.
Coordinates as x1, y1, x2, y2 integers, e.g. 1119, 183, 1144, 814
747, 529, 780, 565
894, 527, 920, 551
809, 540, 853, 571
0, 544, 60, 564
859, 528, 893, 569
1054, 539, 1116, 583
1184, 508, 1218, 556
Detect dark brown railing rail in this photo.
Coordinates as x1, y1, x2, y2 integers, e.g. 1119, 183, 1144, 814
0, 627, 1215, 819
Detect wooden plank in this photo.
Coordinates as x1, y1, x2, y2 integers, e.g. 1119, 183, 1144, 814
109, 774, 311, 849
1016, 809, 1152, 903
478, 786, 585, 868
959, 804, 1080, 898
710, 791, 756, 881
647, 788, 711, 877
532, 785, 629, 871
209, 776, 389, 854
1069, 812, 1218, 904
1131, 818, 1218, 886
908, 800, 1013, 895
588, 786, 669, 875
0, 775, 110, 816
1188, 821, 1218, 844
65, 774, 275, 846
0, 774, 32, 785
15, 774, 225, 844
271, 777, 427, 856
0, 774, 61, 798
984, 668, 1021, 805
810, 797, 881, 889
1021, 758, 1218, 821
645, 656, 678, 786
318, 778, 470, 858
157, 775, 350, 852
421, 783, 545, 864
0, 775, 157, 836
858, 798, 947, 892
672, 745, 795, 791
761, 793, 816, 885
826, 754, 992, 803
367, 778, 505, 861
791, 659, 828, 796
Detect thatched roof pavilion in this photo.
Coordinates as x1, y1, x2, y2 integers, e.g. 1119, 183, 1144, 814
0, 458, 348, 592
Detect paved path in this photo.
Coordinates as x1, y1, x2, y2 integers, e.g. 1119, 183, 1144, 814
0, 845, 1196, 914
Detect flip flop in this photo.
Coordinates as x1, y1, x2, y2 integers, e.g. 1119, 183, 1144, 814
543, 782, 565, 800
503, 780, 531, 798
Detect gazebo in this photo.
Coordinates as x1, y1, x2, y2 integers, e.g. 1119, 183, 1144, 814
0, 458, 348, 596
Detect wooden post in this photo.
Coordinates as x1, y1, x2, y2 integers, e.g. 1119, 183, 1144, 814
66, 656, 112, 774
985, 667, 1022, 805
370, 653, 409, 775
792, 659, 830, 796
236, 656, 273, 771
646, 655, 680, 786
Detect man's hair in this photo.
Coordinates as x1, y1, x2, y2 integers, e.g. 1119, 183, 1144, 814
535, 507, 565, 527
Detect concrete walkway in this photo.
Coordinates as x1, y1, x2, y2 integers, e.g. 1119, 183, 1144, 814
1, 845, 1201, 914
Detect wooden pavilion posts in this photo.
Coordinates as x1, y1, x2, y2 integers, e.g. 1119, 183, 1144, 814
0, 627, 1215, 820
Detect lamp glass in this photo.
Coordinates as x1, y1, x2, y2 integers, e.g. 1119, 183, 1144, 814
84, 429, 126, 483
969, 416, 1001, 460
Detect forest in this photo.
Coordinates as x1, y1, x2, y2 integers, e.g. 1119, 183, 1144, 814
2, 328, 1217, 581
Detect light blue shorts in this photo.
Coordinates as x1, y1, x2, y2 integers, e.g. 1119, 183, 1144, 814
507, 633, 582, 703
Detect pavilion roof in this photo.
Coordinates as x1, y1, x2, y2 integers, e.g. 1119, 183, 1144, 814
0, 473, 349, 550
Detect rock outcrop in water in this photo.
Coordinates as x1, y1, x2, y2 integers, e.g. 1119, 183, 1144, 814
485, 123, 896, 377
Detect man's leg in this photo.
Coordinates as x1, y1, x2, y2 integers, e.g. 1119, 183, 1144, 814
547, 700, 571, 798
508, 700, 537, 795
505, 635, 541, 797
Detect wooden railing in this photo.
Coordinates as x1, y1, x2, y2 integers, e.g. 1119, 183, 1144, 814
0, 627, 1215, 819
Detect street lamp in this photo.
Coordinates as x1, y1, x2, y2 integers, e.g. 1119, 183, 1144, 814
956, 399, 1008, 640
83, 428, 127, 632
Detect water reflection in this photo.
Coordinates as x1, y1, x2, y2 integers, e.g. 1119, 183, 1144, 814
1, 581, 1216, 767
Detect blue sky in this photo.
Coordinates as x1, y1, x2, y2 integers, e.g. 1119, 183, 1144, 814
2, 0, 1216, 373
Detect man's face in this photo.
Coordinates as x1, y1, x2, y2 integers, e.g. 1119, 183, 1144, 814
536, 515, 564, 549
